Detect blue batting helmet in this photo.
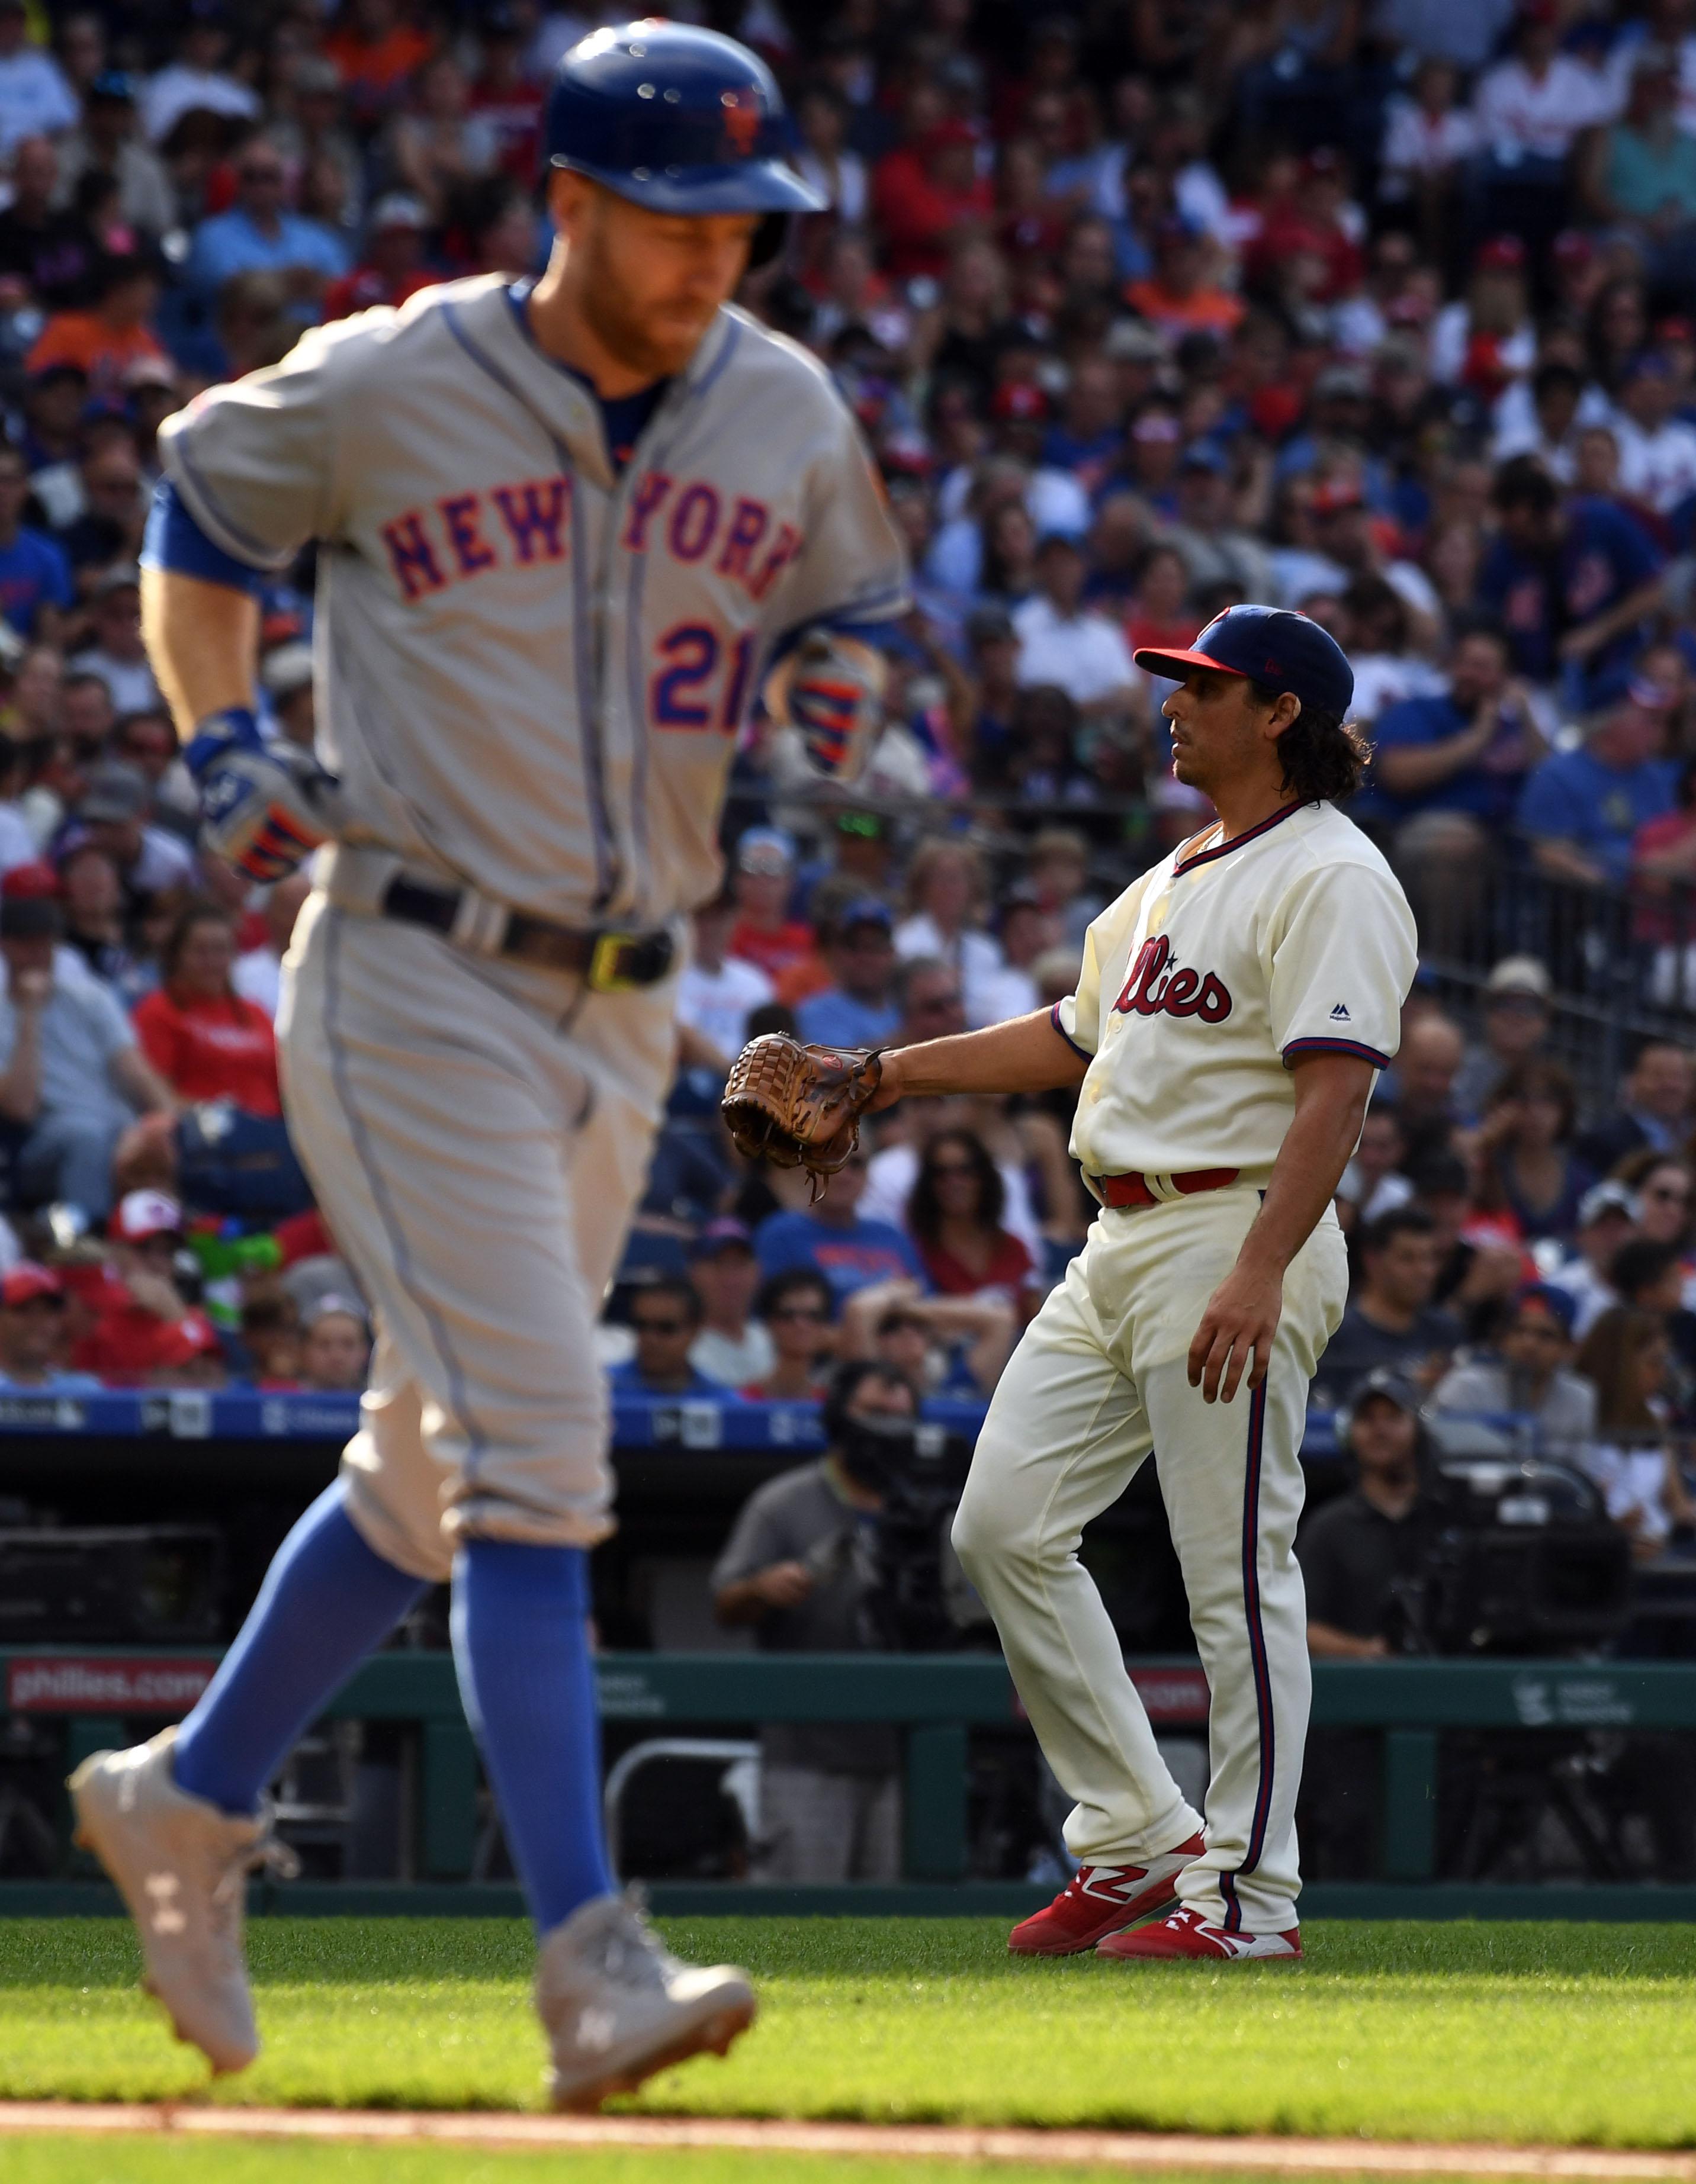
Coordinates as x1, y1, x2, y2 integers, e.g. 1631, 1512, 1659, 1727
545, 20, 825, 233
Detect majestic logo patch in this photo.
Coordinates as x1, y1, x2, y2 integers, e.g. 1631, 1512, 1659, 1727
1329, 1002, 1351, 1019
1114, 934, 1233, 1024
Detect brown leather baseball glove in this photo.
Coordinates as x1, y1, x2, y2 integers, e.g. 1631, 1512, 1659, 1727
721, 1034, 884, 1196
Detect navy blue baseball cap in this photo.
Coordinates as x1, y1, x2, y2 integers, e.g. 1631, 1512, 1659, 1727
1133, 604, 1354, 718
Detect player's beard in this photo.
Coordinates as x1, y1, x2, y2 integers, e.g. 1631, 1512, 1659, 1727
576, 226, 720, 382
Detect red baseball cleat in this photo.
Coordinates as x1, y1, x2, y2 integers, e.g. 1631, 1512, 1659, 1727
1097, 1906, 1303, 1963
1008, 1834, 1204, 1956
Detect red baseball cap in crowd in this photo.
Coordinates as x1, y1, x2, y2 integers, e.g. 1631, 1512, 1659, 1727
1, 1262, 64, 1309
1132, 603, 1355, 716
111, 1189, 185, 1244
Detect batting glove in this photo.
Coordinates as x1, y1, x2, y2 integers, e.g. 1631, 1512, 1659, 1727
186, 707, 341, 883
768, 630, 886, 782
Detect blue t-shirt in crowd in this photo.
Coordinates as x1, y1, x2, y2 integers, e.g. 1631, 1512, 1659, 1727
184, 208, 349, 310
607, 1359, 721, 1397
1515, 747, 1678, 885
754, 1208, 924, 1304
1368, 690, 1543, 828
794, 989, 901, 1049
0, 526, 73, 636
1477, 498, 1660, 687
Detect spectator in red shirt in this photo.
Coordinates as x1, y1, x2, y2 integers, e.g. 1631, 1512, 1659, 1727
904, 1128, 1037, 1312
468, 7, 542, 183
872, 116, 992, 282
728, 828, 815, 986
131, 904, 281, 1117
73, 1188, 224, 1385
322, 193, 441, 320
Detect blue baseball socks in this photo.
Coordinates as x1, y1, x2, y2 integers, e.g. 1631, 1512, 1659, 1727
450, 1538, 614, 1933
172, 1481, 428, 1816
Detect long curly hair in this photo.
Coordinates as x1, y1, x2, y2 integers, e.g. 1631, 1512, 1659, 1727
1250, 682, 1371, 804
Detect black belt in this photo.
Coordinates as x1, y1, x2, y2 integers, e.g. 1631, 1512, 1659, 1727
381, 876, 675, 989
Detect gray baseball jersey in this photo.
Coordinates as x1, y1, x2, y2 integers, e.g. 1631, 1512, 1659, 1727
156, 274, 909, 924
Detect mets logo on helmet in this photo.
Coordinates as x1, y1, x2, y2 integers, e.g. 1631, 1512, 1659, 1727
721, 85, 762, 156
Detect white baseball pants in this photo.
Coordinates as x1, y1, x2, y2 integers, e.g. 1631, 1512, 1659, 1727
952, 1187, 1347, 1935
277, 882, 677, 1581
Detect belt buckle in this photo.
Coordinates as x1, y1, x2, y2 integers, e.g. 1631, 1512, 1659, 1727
587, 930, 673, 992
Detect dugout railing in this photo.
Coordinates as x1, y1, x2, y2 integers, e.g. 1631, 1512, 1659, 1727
2, 1646, 1694, 1921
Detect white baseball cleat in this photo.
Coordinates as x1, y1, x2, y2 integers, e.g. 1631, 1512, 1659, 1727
535, 1892, 756, 2111
68, 1726, 298, 2073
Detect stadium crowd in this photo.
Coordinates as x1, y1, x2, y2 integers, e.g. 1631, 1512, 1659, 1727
0, 0, 1693, 1577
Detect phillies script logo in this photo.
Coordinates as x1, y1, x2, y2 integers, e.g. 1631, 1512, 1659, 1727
1114, 935, 1232, 1022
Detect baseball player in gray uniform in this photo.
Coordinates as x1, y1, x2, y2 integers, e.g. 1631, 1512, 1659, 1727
69, 22, 906, 2108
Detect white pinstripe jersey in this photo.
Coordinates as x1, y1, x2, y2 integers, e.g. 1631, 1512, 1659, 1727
157, 276, 908, 925
1055, 800, 1418, 1191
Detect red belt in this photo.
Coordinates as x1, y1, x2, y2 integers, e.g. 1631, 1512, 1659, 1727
1094, 1166, 1241, 1211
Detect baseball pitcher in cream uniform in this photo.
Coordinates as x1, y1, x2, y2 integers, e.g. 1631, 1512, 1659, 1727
869, 607, 1417, 1963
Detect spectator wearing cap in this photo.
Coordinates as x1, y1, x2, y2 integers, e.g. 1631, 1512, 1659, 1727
1300, 1370, 1448, 1662
296, 1294, 371, 1392
0, 866, 172, 1221
609, 1277, 718, 1398
688, 1220, 774, 1390
258, 641, 316, 750
795, 900, 900, 1052
140, 4, 260, 147
1578, 1040, 1694, 1175
65, 759, 194, 916
0, 1262, 101, 1391
1005, 533, 1136, 721
1433, 1282, 1598, 1463
1430, 236, 1536, 397
0, 442, 71, 648
1123, 215, 1244, 341
131, 902, 281, 1117
1314, 1206, 1460, 1407
0, 137, 94, 312
184, 131, 349, 322
1548, 1179, 1642, 1338
0, 0, 76, 159
323, 194, 440, 321
1480, 458, 1663, 701
871, 113, 992, 283
1518, 681, 1678, 890
1452, 956, 1554, 1124
728, 828, 813, 988
75, 1188, 224, 1387
68, 567, 159, 714
55, 70, 175, 237
24, 250, 168, 403
672, 887, 771, 1076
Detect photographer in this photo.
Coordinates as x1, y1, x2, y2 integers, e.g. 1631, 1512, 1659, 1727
1299, 1370, 1447, 1660
711, 1360, 918, 1884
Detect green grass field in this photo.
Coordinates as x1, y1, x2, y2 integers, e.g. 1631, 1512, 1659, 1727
0, 1916, 1693, 2156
